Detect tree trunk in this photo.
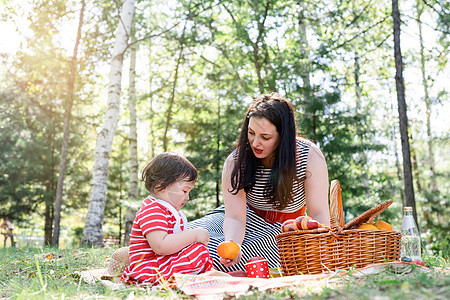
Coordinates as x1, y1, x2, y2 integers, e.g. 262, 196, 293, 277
298, 1, 312, 103
354, 52, 369, 192
392, 0, 418, 224
354, 53, 362, 109
44, 126, 56, 246
416, 0, 438, 193
252, 43, 263, 92
148, 31, 155, 158
162, 22, 187, 152
124, 22, 139, 246
81, 0, 136, 247
391, 103, 405, 206
394, 138, 406, 206
251, 1, 270, 93
44, 196, 54, 246
52, 0, 85, 248
216, 98, 221, 208
297, 1, 317, 143
410, 135, 422, 193
220, 1, 268, 93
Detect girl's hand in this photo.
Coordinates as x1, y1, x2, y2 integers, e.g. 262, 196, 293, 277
220, 249, 242, 267
194, 228, 210, 245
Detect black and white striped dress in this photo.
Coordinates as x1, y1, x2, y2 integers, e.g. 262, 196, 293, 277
188, 137, 311, 272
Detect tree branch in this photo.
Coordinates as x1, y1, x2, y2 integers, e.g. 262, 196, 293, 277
322, 14, 390, 55
127, 0, 227, 50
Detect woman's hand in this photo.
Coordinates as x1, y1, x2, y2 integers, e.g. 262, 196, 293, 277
219, 247, 242, 267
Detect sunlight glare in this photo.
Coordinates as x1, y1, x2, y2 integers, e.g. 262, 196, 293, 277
0, 22, 21, 54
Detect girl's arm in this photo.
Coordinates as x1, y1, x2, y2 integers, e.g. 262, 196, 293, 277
145, 227, 209, 256
221, 154, 247, 266
304, 143, 331, 225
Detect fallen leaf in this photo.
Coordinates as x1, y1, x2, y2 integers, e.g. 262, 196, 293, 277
401, 281, 410, 292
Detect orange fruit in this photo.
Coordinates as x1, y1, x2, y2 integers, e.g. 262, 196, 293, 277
375, 220, 393, 231
357, 223, 379, 230
217, 241, 240, 260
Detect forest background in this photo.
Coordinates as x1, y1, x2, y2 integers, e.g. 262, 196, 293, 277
0, 0, 448, 256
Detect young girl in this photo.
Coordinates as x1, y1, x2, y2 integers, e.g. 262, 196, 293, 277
121, 152, 213, 286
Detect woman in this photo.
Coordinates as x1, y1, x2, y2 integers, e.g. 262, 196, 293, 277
188, 92, 330, 271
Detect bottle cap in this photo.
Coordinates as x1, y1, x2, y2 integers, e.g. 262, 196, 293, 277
404, 207, 412, 212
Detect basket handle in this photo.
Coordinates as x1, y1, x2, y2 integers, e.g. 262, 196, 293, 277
329, 179, 345, 229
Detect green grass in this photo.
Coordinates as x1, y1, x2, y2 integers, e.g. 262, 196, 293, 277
245, 268, 450, 299
0, 247, 111, 299
0, 246, 449, 299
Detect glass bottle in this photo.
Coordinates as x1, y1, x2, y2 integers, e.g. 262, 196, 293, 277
400, 206, 421, 260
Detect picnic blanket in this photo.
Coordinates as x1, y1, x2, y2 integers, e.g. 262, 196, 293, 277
80, 261, 432, 298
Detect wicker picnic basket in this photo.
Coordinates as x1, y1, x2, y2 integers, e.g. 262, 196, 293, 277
275, 180, 401, 275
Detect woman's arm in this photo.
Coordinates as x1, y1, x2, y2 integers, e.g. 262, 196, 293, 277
221, 154, 247, 266
145, 227, 210, 256
304, 143, 331, 225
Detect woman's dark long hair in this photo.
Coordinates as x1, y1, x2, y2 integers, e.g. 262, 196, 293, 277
230, 92, 298, 210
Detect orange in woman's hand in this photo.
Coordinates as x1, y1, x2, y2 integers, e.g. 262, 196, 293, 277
217, 241, 240, 260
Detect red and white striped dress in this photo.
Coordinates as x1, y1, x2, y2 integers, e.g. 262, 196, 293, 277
121, 196, 213, 286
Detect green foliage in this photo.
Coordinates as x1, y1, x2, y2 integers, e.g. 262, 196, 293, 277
0, 0, 448, 252
104, 129, 129, 240
0, 89, 59, 223
0, 0, 103, 238
422, 190, 450, 257
295, 86, 385, 209
71, 226, 84, 248
182, 95, 246, 217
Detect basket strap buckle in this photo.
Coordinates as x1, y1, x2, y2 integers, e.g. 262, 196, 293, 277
264, 210, 278, 223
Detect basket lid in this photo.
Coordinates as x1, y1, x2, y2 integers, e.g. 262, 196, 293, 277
343, 199, 393, 230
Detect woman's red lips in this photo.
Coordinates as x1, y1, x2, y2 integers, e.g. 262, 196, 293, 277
254, 148, 263, 154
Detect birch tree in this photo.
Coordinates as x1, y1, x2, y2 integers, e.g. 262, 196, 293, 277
81, 0, 136, 246
123, 22, 139, 246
